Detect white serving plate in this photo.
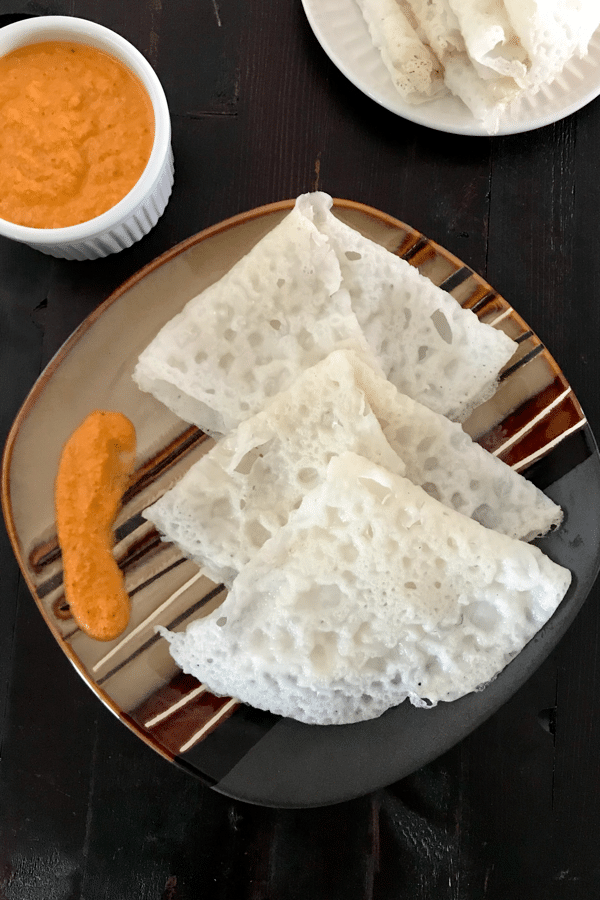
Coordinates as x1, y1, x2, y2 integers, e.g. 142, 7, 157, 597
301, 0, 600, 136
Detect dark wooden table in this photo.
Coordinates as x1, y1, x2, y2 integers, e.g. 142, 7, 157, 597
2, 2, 600, 898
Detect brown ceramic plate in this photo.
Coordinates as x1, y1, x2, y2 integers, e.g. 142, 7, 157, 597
3, 199, 600, 808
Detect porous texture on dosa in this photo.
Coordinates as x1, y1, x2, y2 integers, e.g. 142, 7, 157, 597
160, 453, 571, 725
134, 193, 517, 432
356, 0, 600, 132
145, 350, 561, 586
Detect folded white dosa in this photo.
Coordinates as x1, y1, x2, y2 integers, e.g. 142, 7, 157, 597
446, 0, 528, 81
134, 193, 517, 433
134, 197, 381, 435
160, 452, 571, 725
302, 193, 516, 420
144, 349, 562, 587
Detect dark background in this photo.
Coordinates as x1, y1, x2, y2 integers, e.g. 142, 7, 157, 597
2, 1, 600, 898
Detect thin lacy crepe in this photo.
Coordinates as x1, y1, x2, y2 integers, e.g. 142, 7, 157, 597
356, 0, 600, 132
144, 350, 562, 587
134, 192, 516, 433
160, 453, 571, 725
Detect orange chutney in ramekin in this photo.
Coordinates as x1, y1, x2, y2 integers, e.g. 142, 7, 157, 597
0, 40, 155, 229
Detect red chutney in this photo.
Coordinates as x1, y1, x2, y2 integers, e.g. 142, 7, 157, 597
55, 410, 136, 642
0, 40, 154, 228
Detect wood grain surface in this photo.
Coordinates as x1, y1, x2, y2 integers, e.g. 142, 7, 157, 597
1, 1, 600, 898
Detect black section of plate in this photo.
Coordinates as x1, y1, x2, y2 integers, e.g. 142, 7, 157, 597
37, 571, 62, 599
515, 329, 534, 344
499, 344, 544, 380
468, 291, 498, 315
115, 512, 147, 541
437, 266, 472, 293
400, 236, 428, 261
522, 425, 594, 491
178, 703, 280, 784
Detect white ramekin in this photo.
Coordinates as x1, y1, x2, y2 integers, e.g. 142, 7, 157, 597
0, 16, 174, 260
